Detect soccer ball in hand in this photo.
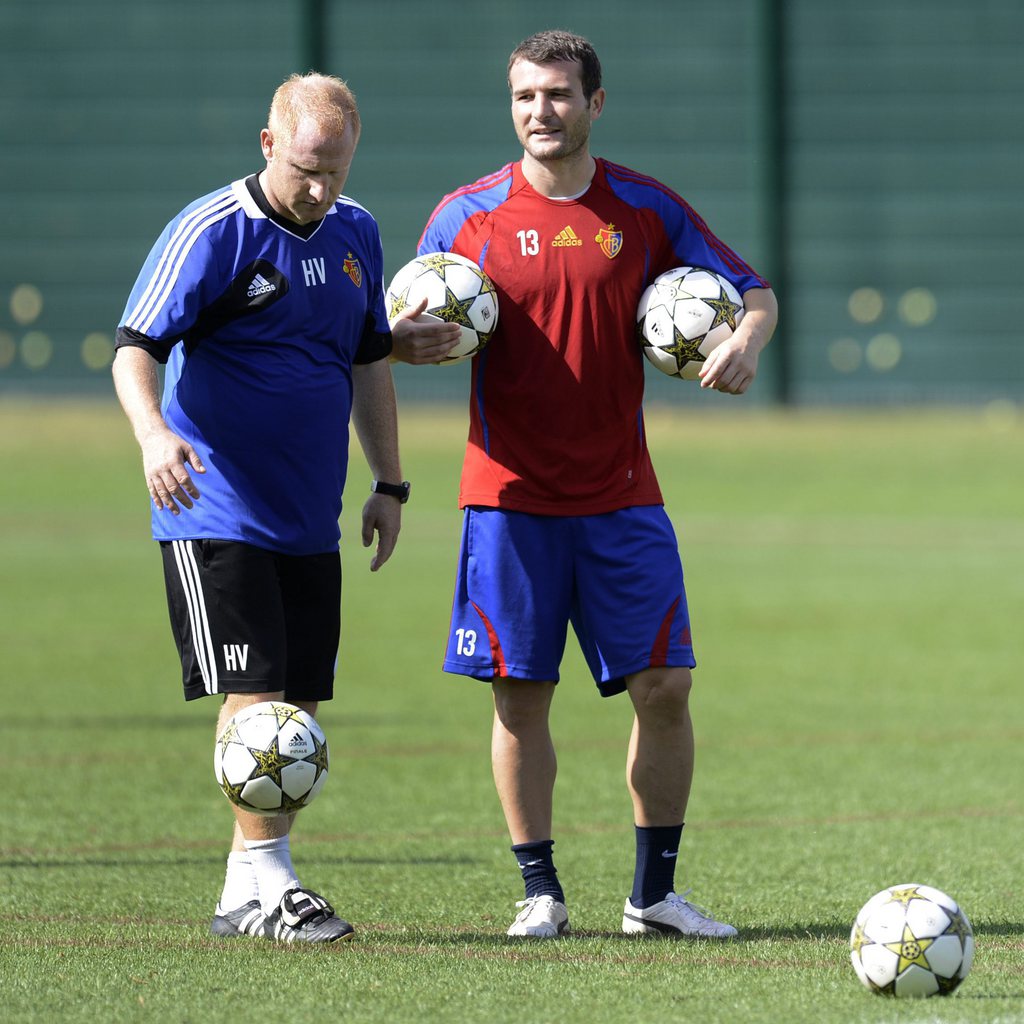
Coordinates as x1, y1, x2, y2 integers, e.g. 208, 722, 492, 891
850, 884, 974, 997
636, 266, 744, 379
214, 701, 329, 816
386, 251, 499, 364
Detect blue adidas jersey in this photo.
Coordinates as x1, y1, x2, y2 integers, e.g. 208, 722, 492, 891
116, 175, 391, 555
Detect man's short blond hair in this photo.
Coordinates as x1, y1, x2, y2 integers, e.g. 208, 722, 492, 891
267, 72, 361, 146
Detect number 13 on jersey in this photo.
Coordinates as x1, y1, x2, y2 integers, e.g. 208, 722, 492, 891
516, 229, 539, 256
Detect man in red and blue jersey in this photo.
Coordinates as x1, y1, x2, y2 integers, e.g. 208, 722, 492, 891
394, 30, 778, 939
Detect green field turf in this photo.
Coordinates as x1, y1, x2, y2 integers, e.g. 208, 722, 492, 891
1, 397, 1021, 1023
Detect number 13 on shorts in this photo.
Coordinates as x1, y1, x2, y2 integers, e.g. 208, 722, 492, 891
454, 627, 477, 657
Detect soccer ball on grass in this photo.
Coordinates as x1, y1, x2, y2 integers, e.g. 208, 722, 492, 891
636, 265, 744, 379
386, 251, 499, 364
850, 883, 974, 997
214, 701, 329, 816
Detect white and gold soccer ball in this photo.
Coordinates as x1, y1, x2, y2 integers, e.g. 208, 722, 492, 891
386, 251, 499, 364
636, 265, 744, 379
850, 883, 974, 997
214, 701, 329, 816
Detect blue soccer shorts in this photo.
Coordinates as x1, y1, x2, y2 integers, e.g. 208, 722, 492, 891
443, 506, 696, 697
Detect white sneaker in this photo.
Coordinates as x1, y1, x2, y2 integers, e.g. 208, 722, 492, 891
507, 895, 570, 938
622, 890, 737, 939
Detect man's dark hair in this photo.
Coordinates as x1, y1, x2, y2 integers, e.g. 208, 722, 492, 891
507, 30, 603, 100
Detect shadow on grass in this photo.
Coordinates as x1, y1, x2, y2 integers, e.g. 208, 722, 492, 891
0, 711, 418, 730
704, 920, 1024, 941
960, 920, 1024, 938
723, 923, 850, 941
403, 920, 1024, 946
0, 854, 483, 870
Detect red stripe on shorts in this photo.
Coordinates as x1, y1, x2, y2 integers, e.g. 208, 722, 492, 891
471, 600, 508, 677
651, 597, 681, 666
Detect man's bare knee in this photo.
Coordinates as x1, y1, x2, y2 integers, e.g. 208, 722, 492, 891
492, 679, 555, 730
627, 668, 692, 717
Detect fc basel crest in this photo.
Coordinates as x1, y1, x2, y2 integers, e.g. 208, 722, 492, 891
594, 223, 623, 259
342, 253, 362, 287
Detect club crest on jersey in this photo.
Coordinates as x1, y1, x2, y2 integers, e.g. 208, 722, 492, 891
594, 224, 623, 259
342, 253, 362, 287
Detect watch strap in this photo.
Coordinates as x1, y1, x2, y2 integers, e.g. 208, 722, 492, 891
371, 479, 411, 503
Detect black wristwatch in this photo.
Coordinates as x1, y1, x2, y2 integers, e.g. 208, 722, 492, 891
371, 479, 411, 504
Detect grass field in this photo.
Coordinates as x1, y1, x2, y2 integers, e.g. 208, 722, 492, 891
1, 396, 1022, 1023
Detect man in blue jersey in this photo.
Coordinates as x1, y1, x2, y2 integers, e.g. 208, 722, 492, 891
393, 31, 778, 940
113, 72, 450, 943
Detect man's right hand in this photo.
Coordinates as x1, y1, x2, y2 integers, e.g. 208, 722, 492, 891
140, 427, 206, 514
389, 298, 463, 364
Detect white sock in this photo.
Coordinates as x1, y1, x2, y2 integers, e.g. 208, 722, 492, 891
218, 851, 260, 913
244, 836, 301, 915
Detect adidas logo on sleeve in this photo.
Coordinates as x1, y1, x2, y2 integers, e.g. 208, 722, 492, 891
247, 273, 277, 298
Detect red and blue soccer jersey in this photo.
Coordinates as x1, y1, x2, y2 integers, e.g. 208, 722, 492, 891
419, 158, 769, 515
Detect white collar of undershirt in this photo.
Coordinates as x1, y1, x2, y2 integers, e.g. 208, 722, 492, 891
547, 184, 591, 201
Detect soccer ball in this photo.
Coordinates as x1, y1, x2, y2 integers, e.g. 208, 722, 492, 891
636, 266, 745, 379
214, 701, 329, 816
850, 884, 974, 997
386, 251, 499, 364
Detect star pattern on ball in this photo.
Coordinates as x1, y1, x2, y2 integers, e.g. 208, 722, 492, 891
434, 287, 476, 329
664, 281, 698, 303
248, 742, 295, 787
704, 293, 742, 331
388, 284, 412, 320
665, 325, 707, 371
419, 253, 466, 274
220, 777, 247, 806
302, 733, 329, 782
944, 908, 971, 944
849, 923, 870, 957
270, 703, 310, 730
884, 923, 936, 976
279, 791, 310, 815
884, 885, 924, 908
218, 719, 240, 747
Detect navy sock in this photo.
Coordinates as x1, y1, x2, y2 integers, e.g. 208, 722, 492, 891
630, 823, 684, 909
511, 839, 565, 902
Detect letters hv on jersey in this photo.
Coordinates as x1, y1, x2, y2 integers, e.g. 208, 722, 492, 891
180, 254, 350, 353
176, 175, 370, 355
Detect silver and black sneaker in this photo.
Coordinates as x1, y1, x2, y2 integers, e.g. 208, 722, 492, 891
263, 887, 355, 943
210, 899, 266, 938
622, 889, 737, 939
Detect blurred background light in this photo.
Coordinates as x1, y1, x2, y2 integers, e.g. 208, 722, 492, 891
865, 333, 902, 372
848, 288, 884, 325
10, 284, 43, 326
20, 331, 53, 370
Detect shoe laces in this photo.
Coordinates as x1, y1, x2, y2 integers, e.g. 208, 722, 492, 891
513, 895, 558, 922
667, 888, 713, 920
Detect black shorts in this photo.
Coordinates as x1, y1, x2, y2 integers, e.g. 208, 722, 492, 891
160, 539, 340, 703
